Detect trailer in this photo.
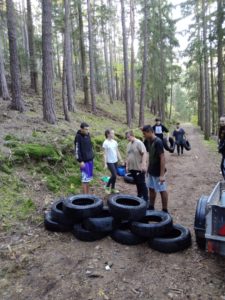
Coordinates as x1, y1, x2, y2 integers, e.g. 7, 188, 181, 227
194, 181, 225, 255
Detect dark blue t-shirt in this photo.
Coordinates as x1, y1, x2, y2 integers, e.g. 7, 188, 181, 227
173, 128, 185, 144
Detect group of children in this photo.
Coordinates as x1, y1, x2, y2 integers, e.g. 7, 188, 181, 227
74, 119, 187, 212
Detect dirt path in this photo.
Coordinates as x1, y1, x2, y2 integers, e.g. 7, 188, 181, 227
1, 124, 225, 300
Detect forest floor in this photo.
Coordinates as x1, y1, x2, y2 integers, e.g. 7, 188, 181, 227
0, 100, 225, 299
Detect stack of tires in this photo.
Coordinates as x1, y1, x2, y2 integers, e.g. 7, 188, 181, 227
44, 194, 192, 253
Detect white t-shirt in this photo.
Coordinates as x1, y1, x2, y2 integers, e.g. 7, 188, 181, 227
102, 139, 118, 163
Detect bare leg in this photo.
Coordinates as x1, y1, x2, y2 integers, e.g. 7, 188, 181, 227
149, 188, 156, 207
82, 183, 89, 194
160, 191, 168, 210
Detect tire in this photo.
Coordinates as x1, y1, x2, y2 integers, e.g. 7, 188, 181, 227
183, 140, 191, 151
131, 210, 173, 238
124, 173, 135, 184
194, 195, 208, 249
51, 199, 76, 226
63, 194, 103, 220
163, 137, 175, 153
72, 223, 108, 242
110, 221, 146, 245
83, 207, 116, 233
148, 224, 192, 253
108, 194, 147, 221
44, 212, 71, 232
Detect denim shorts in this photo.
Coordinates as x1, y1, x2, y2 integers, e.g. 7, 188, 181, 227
80, 161, 93, 183
147, 175, 167, 192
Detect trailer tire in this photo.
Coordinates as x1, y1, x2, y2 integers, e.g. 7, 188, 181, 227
183, 140, 191, 151
163, 137, 175, 153
194, 195, 208, 249
51, 199, 75, 226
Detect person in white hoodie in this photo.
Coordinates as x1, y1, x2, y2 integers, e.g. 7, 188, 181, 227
103, 129, 123, 194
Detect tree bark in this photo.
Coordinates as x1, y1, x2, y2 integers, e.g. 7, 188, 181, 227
77, 0, 89, 105
130, 0, 135, 119
64, 0, 75, 112
42, 0, 56, 124
6, 0, 25, 112
27, 0, 38, 93
217, 0, 224, 118
62, 58, 70, 122
120, 0, 131, 127
87, 0, 96, 113
0, 35, 10, 100
139, 0, 148, 127
202, 0, 210, 139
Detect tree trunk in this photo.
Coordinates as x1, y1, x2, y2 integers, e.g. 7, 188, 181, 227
27, 0, 38, 93
87, 0, 96, 113
130, 0, 135, 119
108, 0, 116, 101
120, 0, 131, 127
139, 0, 148, 127
6, 0, 25, 112
0, 35, 10, 100
42, 0, 56, 124
77, 0, 89, 105
202, 0, 210, 139
64, 0, 75, 112
217, 0, 224, 118
62, 58, 70, 122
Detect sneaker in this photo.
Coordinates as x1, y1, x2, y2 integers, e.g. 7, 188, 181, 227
111, 188, 119, 194
104, 186, 111, 195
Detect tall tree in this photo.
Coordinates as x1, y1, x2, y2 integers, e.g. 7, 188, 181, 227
42, 0, 56, 124
27, 0, 38, 92
139, 0, 148, 127
77, 0, 89, 105
202, 0, 211, 139
64, 0, 75, 112
217, 0, 224, 118
87, 0, 96, 113
120, 0, 131, 127
0, 35, 10, 100
130, 0, 135, 119
6, 0, 25, 112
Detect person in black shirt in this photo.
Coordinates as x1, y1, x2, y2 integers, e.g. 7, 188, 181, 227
173, 122, 186, 155
142, 125, 169, 213
218, 116, 225, 179
152, 118, 169, 141
74, 122, 94, 194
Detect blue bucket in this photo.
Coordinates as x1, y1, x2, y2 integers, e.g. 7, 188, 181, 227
117, 166, 126, 176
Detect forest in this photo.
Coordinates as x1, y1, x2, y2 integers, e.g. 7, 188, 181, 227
1, 1, 225, 299
0, 0, 224, 138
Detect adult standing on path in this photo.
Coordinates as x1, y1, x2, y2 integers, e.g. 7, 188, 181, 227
125, 130, 149, 205
152, 118, 169, 141
142, 125, 168, 212
103, 129, 123, 194
173, 122, 186, 156
74, 122, 94, 194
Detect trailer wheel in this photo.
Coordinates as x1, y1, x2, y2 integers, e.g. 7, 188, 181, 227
194, 195, 208, 249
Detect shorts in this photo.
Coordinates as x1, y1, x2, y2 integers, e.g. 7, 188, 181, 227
80, 161, 93, 183
147, 175, 167, 192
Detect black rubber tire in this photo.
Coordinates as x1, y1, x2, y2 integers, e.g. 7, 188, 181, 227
83, 207, 116, 233
131, 210, 173, 238
72, 223, 108, 242
124, 173, 135, 184
163, 137, 175, 153
194, 195, 208, 249
110, 221, 146, 245
51, 199, 76, 226
63, 194, 103, 220
183, 140, 191, 151
148, 224, 192, 253
108, 194, 147, 221
44, 212, 71, 232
